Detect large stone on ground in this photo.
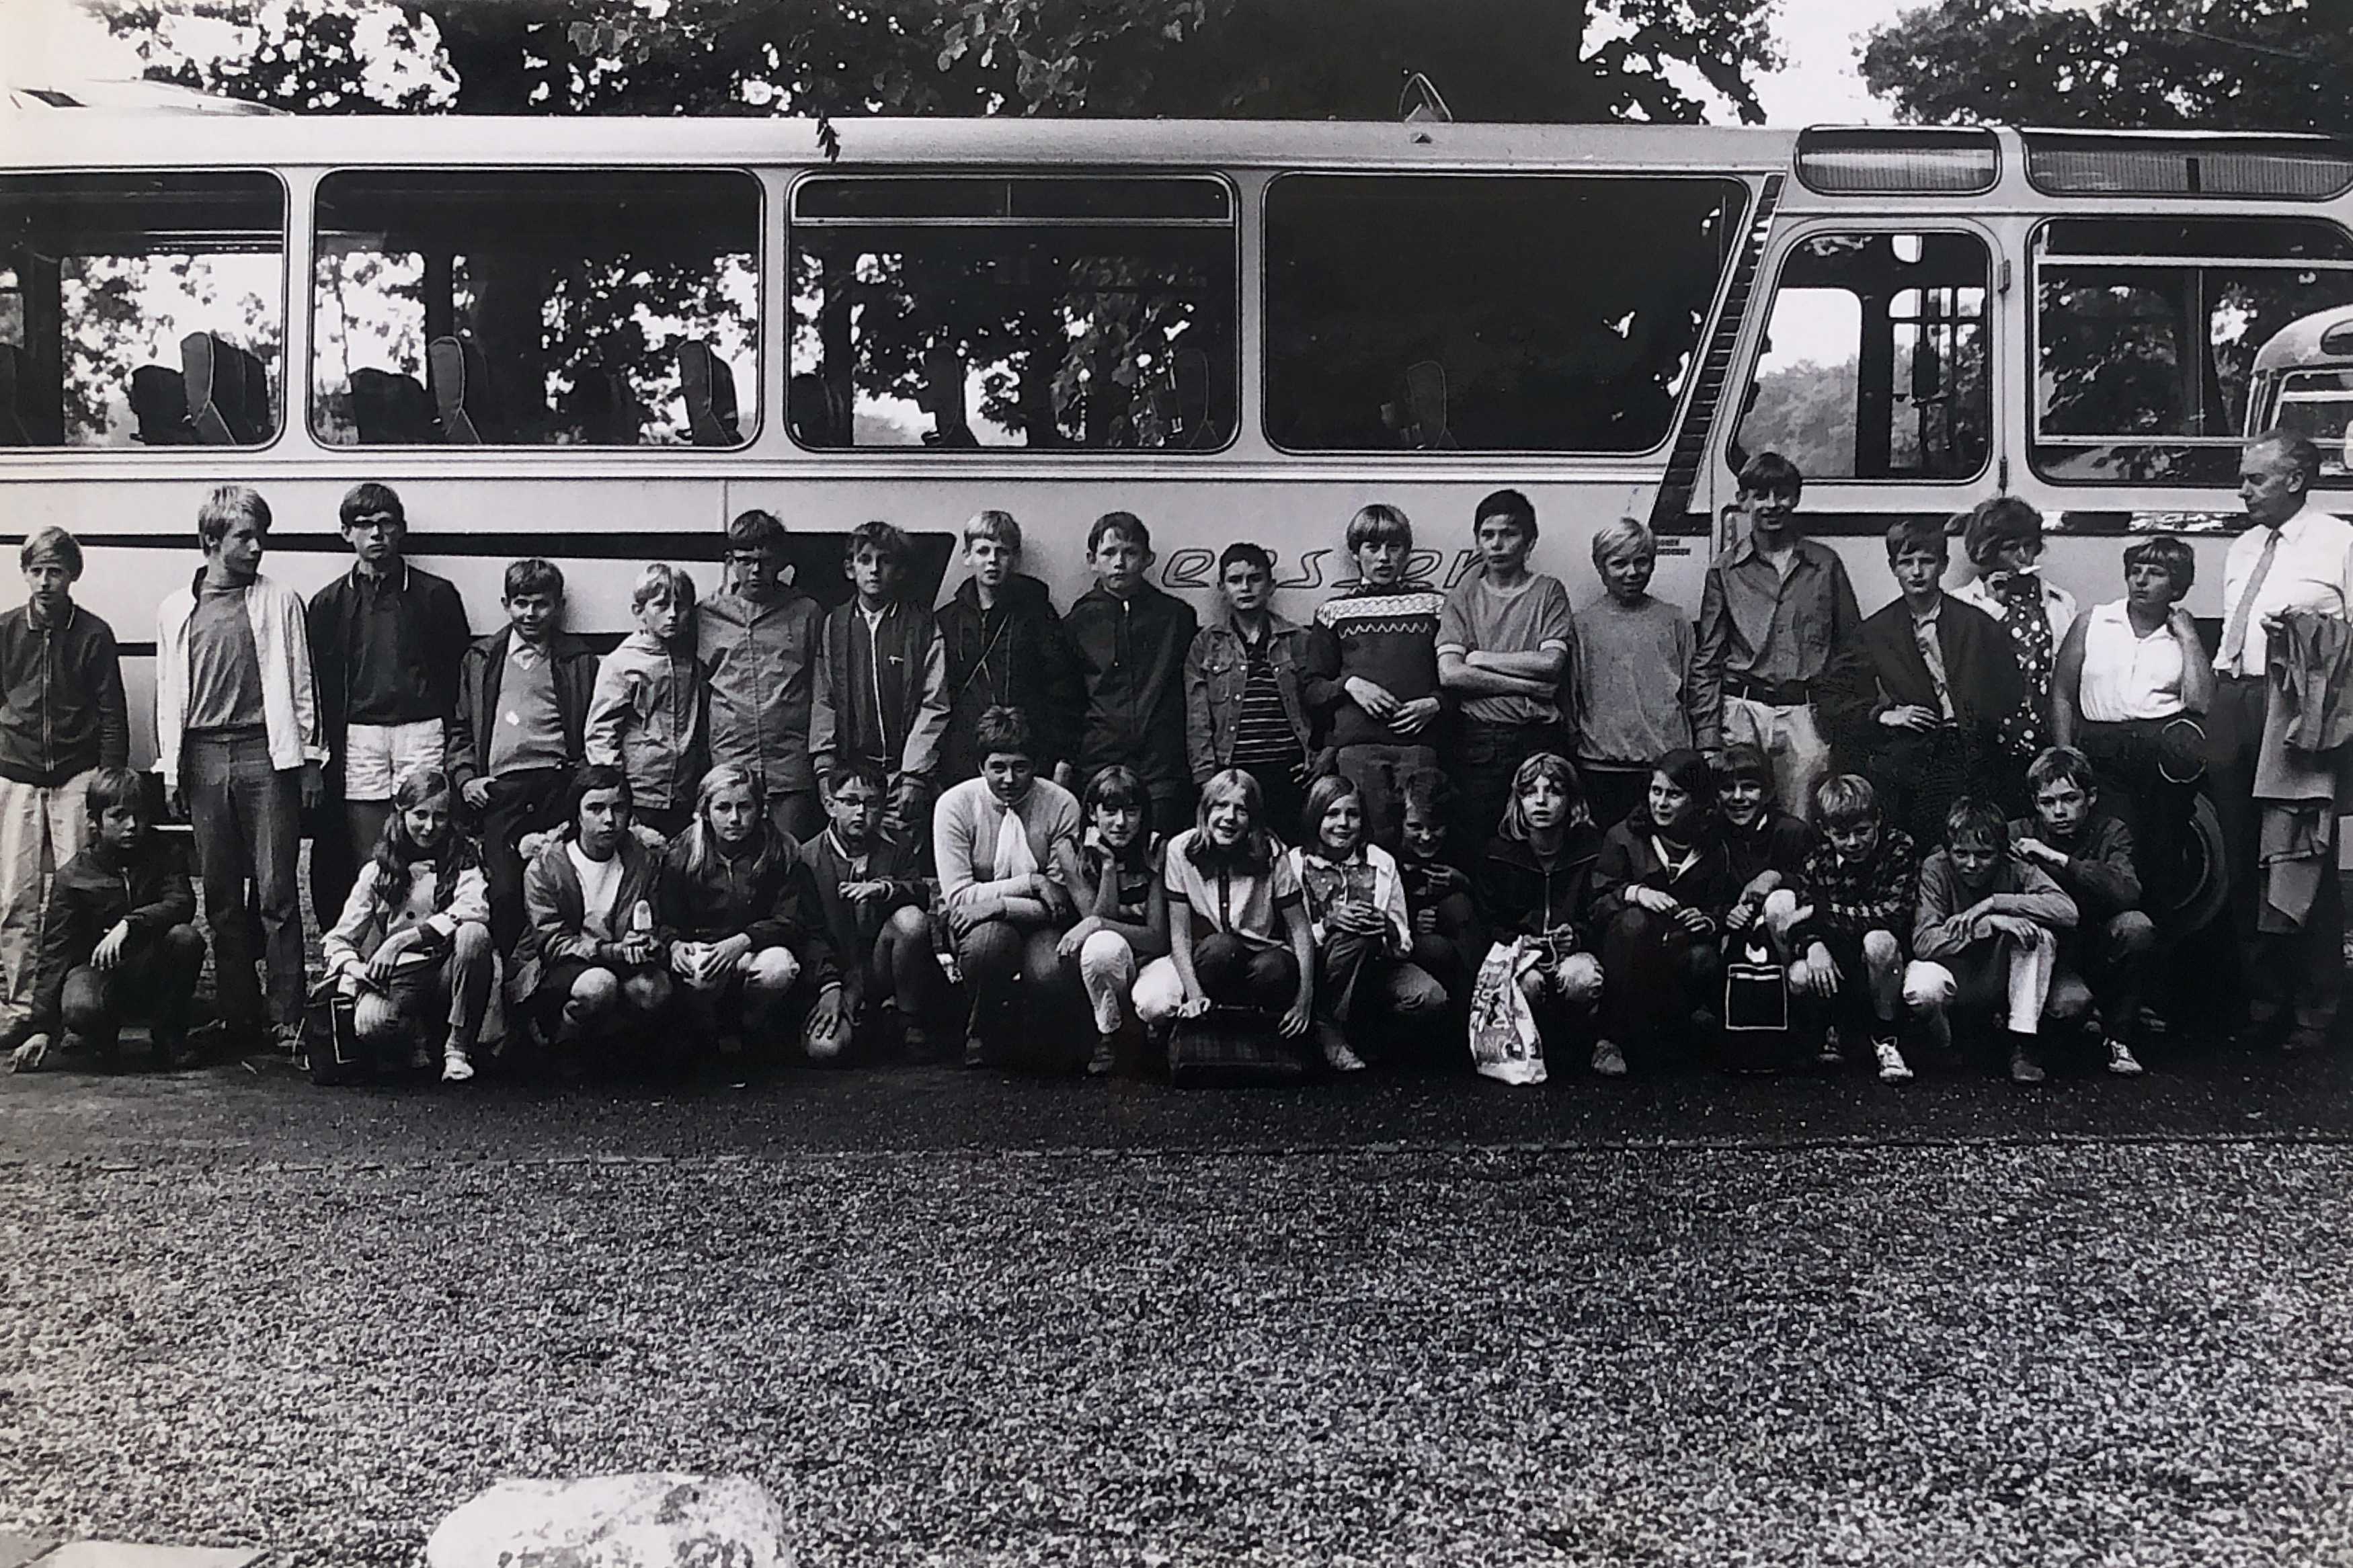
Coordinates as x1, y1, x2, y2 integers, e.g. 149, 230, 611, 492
425, 1474, 791, 1568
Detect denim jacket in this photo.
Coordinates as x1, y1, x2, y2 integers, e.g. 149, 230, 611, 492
1184, 611, 1317, 783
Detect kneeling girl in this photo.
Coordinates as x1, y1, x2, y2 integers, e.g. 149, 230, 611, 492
1134, 768, 1314, 1040
322, 767, 495, 1081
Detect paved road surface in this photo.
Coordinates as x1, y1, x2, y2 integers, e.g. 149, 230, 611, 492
1, 1042, 2348, 1566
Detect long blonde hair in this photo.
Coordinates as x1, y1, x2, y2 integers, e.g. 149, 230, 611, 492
680, 764, 777, 881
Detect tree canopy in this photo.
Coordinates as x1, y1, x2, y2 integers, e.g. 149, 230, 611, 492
93, 0, 1782, 125
1859, 0, 2352, 134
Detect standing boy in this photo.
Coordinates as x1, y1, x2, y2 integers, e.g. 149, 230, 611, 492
1574, 517, 1704, 833
0, 526, 128, 1055
449, 559, 599, 956
1304, 504, 1446, 845
155, 485, 325, 1052
1693, 452, 1864, 819
1847, 518, 2024, 851
811, 520, 950, 838
699, 509, 826, 841
1907, 797, 2081, 1085
1437, 489, 1575, 851
937, 509, 1081, 786
1064, 511, 1198, 824
305, 482, 470, 924
1186, 542, 1319, 839
586, 563, 707, 839
2008, 745, 2153, 1075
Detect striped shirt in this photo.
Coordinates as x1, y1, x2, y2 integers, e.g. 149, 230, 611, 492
1229, 632, 1304, 772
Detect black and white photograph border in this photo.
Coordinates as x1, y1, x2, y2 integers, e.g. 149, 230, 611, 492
2, 0, 2352, 1564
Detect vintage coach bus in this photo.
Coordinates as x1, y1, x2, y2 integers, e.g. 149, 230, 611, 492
4, 108, 2352, 764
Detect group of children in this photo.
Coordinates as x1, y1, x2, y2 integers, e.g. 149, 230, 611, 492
0, 455, 2207, 1085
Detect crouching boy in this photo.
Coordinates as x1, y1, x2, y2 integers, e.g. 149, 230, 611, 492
803, 760, 938, 1058
1907, 796, 2081, 1085
2009, 745, 2152, 1075
520, 765, 672, 1057
1787, 775, 1919, 1082
13, 768, 202, 1072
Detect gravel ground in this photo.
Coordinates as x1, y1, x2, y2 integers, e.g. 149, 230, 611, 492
1, 1138, 2350, 1566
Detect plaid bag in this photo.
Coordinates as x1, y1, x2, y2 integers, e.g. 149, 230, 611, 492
1167, 1005, 1308, 1089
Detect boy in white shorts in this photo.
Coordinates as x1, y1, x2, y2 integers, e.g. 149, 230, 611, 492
305, 482, 471, 924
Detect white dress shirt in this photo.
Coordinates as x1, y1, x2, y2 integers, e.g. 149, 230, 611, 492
2214, 503, 2353, 677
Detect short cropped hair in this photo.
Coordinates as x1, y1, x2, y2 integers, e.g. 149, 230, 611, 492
1345, 503, 1413, 553
338, 482, 404, 529
1474, 488, 1538, 541
196, 485, 270, 548
826, 758, 889, 798
1962, 497, 2045, 569
631, 561, 697, 616
1720, 743, 1773, 788
1944, 796, 2009, 851
2027, 745, 2098, 794
1737, 451, 1803, 501
19, 526, 82, 579
726, 508, 788, 553
1885, 516, 1950, 563
845, 520, 910, 567
1087, 511, 1150, 556
504, 558, 564, 602
963, 509, 1023, 550
1590, 516, 1654, 568
1400, 766, 1456, 824
83, 766, 149, 823
2251, 427, 2322, 490
973, 704, 1033, 761
1814, 774, 1881, 831
569, 763, 634, 818
1218, 541, 1275, 578
2122, 535, 2196, 600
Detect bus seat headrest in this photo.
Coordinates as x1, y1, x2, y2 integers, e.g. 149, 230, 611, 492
679, 340, 740, 447
129, 364, 196, 446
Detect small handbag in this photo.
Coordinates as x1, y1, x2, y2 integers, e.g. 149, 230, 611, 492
1720, 940, 1791, 1072
1167, 1005, 1308, 1089
303, 977, 368, 1087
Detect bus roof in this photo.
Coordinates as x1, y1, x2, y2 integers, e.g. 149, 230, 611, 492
0, 109, 1808, 171
2255, 303, 2353, 374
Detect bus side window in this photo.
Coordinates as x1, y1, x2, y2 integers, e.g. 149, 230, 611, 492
1262, 173, 1747, 454
313, 169, 760, 448
2031, 218, 2353, 486
1733, 230, 1991, 483
789, 176, 1236, 453
0, 171, 284, 449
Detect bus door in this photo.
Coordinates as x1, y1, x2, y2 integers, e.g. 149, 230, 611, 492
1706, 218, 2003, 597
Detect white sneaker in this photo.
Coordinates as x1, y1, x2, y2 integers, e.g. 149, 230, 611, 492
1591, 1039, 1627, 1077
1873, 1036, 1913, 1083
440, 1049, 475, 1083
1318, 1023, 1366, 1073
2106, 1039, 2145, 1077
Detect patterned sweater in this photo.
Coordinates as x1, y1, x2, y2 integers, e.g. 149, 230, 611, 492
1793, 828, 1919, 948
1304, 583, 1447, 750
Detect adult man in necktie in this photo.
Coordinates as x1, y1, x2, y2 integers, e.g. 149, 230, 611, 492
2209, 430, 2353, 1054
